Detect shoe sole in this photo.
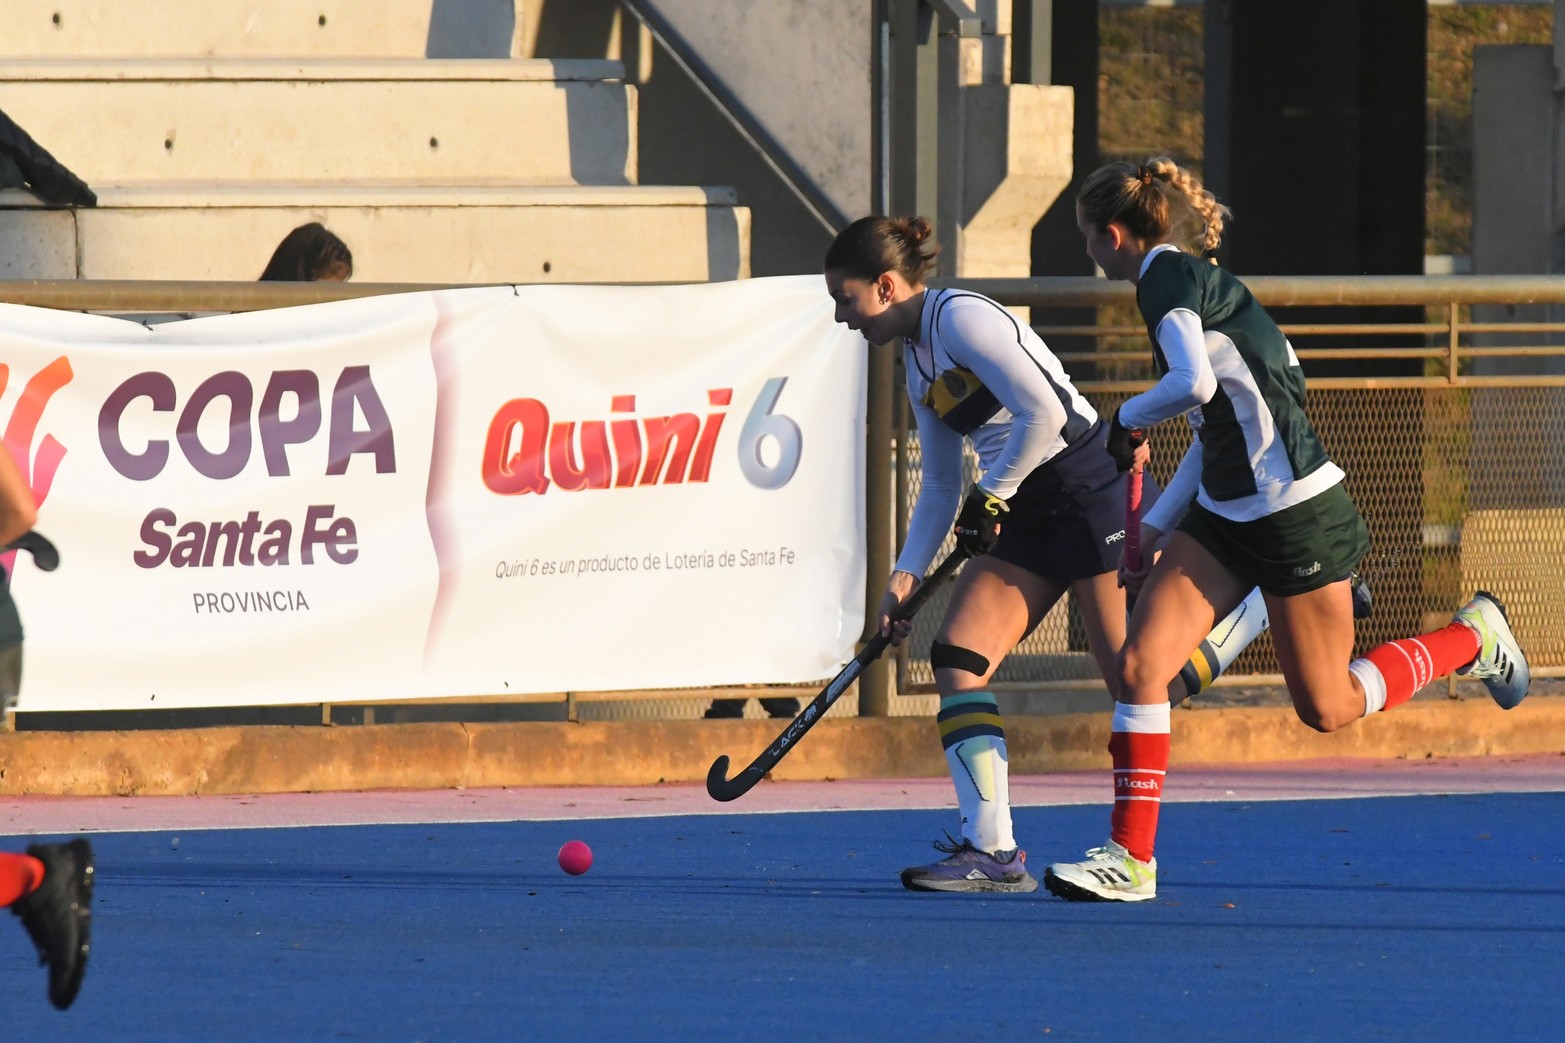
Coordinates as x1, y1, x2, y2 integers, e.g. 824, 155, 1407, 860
58, 839, 94, 1009
900, 871, 1040, 894
1043, 868, 1155, 903
1472, 591, 1531, 710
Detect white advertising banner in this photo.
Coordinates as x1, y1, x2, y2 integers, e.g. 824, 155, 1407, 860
0, 276, 866, 711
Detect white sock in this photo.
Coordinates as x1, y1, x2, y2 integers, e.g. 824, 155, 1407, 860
1350, 657, 1387, 716
937, 690, 1014, 853
947, 736, 1014, 853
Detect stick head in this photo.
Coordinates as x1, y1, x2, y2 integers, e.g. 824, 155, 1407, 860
706, 755, 765, 802
7, 531, 59, 572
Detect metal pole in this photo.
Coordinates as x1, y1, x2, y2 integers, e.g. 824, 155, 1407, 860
872, 0, 891, 215
1011, 0, 1054, 85
887, 0, 934, 221
859, 339, 897, 716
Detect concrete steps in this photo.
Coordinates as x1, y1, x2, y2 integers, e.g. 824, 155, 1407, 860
0, 42, 750, 283
0, 184, 748, 282
0, 58, 634, 187
3, 0, 523, 59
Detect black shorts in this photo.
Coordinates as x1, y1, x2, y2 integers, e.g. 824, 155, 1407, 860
990, 421, 1161, 583
1177, 482, 1370, 596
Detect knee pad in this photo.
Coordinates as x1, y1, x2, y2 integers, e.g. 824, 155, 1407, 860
930, 640, 991, 678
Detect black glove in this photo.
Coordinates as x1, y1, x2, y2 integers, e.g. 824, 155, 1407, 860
1105, 407, 1147, 473
953, 485, 1008, 557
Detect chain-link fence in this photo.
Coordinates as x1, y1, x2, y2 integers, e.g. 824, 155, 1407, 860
896, 276, 1565, 695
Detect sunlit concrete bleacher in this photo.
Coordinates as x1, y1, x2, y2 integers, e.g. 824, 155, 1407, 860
0, 0, 749, 283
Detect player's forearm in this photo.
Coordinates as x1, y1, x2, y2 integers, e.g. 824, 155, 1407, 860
0, 451, 38, 547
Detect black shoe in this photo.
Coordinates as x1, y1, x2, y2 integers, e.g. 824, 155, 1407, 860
702, 699, 745, 719
1349, 570, 1372, 619
760, 698, 801, 719
11, 839, 94, 1009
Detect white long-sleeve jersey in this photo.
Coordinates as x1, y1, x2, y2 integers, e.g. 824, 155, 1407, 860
895, 288, 1099, 578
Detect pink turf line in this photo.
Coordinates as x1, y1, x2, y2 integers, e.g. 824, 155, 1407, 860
2, 753, 1562, 836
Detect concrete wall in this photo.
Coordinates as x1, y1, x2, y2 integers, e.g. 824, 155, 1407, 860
4, 695, 1562, 795
1469, 43, 1565, 509
524, 1, 1073, 279
522, 0, 858, 276
630, 0, 872, 226
0, 6, 753, 285
1473, 46, 1556, 282
0, 60, 634, 187
1, 185, 748, 282
2, 0, 523, 58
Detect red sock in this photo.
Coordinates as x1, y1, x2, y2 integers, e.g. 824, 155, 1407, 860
1362, 622, 1480, 711
0, 853, 45, 907
1109, 712, 1170, 864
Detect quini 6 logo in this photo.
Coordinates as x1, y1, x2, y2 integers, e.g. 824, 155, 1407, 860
481, 376, 803, 495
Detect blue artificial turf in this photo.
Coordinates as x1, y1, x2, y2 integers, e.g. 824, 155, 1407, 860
4, 792, 1561, 1041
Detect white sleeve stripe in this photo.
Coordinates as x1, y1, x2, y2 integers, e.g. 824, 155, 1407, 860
1119, 308, 1215, 429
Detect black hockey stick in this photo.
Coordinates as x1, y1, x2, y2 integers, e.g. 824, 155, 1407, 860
705, 547, 971, 802
3, 530, 59, 572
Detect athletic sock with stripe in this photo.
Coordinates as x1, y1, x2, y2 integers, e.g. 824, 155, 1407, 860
937, 691, 1014, 853
1352, 622, 1481, 715
1109, 701, 1170, 863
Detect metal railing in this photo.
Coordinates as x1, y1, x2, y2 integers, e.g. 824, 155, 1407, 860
5, 274, 1564, 717
882, 274, 1565, 699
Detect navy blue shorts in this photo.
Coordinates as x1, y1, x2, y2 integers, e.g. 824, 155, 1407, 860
990, 420, 1161, 584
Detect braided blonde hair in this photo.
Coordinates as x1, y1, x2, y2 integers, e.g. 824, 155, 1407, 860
1077, 157, 1230, 257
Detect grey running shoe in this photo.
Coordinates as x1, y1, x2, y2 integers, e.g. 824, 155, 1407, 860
900, 833, 1038, 893
1044, 839, 1157, 903
10, 838, 94, 1009
1453, 591, 1530, 710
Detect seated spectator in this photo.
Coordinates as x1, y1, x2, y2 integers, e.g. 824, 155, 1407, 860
259, 222, 353, 282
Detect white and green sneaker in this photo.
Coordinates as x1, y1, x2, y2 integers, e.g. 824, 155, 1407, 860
1454, 591, 1530, 710
1043, 840, 1157, 903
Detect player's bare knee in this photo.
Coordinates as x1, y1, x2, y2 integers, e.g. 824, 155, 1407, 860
1295, 703, 1356, 733
1115, 645, 1164, 699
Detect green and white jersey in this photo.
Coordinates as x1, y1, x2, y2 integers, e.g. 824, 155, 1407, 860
1121, 244, 1343, 523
